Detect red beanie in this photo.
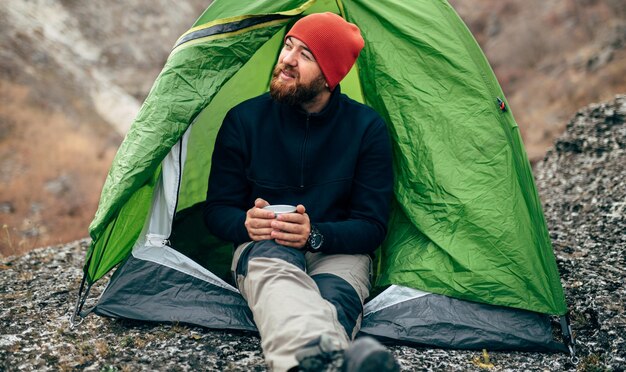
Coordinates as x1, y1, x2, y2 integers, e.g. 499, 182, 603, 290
286, 12, 364, 91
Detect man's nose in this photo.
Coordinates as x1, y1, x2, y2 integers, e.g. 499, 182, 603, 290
282, 50, 297, 66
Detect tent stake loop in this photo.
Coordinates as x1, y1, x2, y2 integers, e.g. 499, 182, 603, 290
69, 274, 91, 329
559, 314, 577, 363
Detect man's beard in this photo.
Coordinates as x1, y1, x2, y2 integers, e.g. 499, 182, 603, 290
269, 64, 327, 106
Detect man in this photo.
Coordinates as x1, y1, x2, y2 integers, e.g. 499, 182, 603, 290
204, 12, 397, 372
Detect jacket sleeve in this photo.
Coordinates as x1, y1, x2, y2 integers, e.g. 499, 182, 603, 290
203, 109, 251, 245
316, 118, 394, 255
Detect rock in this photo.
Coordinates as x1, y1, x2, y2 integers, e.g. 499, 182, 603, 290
0, 202, 15, 214
44, 174, 72, 196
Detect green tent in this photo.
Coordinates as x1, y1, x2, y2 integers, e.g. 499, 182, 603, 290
73, 0, 575, 354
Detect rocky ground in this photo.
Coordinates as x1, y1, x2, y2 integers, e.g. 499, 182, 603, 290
1, 95, 625, 371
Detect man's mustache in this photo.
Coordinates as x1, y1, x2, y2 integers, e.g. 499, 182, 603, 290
273, 63, 298, 79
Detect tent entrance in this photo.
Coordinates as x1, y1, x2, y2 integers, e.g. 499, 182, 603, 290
175, 25, 364, 215
168, 7, 365, 283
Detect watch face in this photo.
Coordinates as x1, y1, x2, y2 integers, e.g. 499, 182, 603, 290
308, 226, 324, 250
310, 233, 323, 249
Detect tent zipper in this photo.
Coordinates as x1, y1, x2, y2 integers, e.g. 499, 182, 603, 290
166, 133, 185, 244
172, 0, 317, 54
300, 115, 310, 188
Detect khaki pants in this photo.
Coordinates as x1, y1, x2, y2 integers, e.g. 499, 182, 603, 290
232, 240, 372, 372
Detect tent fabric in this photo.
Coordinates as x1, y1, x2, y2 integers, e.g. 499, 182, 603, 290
94, 254, 256, 332
360, 285, 566, 352
344, 0, 565, 315
80, 0, 570, 352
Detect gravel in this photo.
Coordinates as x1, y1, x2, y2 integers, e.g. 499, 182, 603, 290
1, 95, 624, 371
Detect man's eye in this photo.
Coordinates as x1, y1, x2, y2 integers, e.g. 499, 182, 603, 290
303, 53, 313, 61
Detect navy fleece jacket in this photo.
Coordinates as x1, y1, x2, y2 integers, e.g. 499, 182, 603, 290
203, 86, 393, 254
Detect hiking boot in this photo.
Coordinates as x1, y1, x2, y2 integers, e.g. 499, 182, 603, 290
342, 336, 400, 372
295, 335, 399, 372
295, 334, 344, 372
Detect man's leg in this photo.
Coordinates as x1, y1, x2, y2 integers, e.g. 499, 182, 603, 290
305, 252, 372, 340
232, 241, 350, 371
300, 253, 399, 372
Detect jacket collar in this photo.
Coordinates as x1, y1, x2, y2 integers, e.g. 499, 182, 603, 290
279, 85, 342, 121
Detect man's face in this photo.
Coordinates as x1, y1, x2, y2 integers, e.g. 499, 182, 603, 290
270, 37, 328, 106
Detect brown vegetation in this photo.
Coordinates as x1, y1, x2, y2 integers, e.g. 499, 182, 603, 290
0, 81, 119, 255
0, 0, 207, 256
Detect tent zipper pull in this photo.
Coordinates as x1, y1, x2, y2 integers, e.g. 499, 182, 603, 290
146, 233, 169, 247
496, 97, 507, 112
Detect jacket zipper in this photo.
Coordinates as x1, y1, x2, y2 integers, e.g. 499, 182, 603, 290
300, 115, 310, 188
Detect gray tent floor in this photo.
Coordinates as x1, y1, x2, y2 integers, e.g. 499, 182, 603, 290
94, 254, 565, 352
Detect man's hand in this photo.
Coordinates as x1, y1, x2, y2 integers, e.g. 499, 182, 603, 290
270, 204, 310, 249
244, 198, 275, 241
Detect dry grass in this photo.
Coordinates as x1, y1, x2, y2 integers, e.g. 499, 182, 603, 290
0, 81, 119, 256
95, 340, 111, 358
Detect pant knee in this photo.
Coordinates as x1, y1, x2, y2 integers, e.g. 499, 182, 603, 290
235, 240, 307, 278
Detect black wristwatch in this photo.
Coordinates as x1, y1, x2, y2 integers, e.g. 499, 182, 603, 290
306, 224, 324, 252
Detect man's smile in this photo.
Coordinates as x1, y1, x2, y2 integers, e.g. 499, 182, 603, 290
279, 67, 298, 81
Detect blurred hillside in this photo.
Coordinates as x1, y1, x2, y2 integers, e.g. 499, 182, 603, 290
0, 0, 208, 255
450, 0, 626, 156
1, 0, 625, 255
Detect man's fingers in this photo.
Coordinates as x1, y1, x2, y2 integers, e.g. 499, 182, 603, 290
244, 202, 276, 240
255, 198, 270, 208
250, 232, 273, 241
270, 220, 308, 234
250, 227, 273, 235
249, 207, 275, 219
247, 216, 273, 229
276, 212, 307, 224
273, 232, 307, 247
246, 201, 308, 247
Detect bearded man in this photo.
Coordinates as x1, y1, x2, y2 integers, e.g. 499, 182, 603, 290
204, 12, 397, 372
